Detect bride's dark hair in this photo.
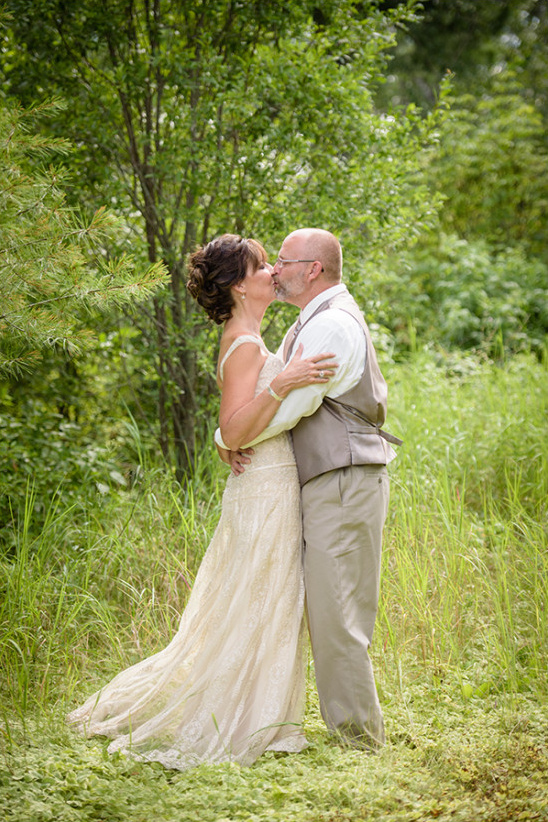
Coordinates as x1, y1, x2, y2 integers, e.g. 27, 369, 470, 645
186, 234, 267, 324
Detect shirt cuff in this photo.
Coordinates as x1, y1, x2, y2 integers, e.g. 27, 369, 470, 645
214, 427, 229, 450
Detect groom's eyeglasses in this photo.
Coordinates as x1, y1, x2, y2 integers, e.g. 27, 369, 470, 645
275, 257, 319, 268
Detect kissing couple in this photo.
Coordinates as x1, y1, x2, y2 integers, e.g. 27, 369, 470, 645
68, 228, 400, 770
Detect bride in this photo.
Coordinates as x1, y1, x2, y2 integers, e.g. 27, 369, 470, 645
67, 234, 337, 770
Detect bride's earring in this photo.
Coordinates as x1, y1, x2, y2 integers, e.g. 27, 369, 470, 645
240, 292, 246, 300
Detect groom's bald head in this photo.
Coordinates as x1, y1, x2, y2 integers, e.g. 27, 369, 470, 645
284, 228, 342, 284
273, 228, 343, 308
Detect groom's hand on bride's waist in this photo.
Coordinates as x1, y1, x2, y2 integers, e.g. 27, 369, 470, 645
229, 447, 254, 476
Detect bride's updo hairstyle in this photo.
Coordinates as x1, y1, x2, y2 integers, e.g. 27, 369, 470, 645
187, 234, 267, 324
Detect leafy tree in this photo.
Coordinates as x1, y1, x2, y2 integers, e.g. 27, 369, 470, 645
373, 64, 548, 358
369, 2, 548, 356
0, 98, 167, 377
432, 70, 548, 259
1, 0, 445, 475
376, 0, 547, 112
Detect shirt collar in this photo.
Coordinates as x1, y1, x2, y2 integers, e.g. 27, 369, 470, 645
299, 283, 347, 323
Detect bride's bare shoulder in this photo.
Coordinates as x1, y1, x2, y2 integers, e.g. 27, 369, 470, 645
216, 330, 266, 386
219, 326, 262, 357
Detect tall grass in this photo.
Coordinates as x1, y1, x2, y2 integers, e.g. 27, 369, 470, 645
0, 424, 227, 717
1, 353, 546, 717
377, 351, 548, 700
1, 352, 547, 821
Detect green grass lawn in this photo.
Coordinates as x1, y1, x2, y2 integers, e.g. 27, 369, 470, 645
1, 352, 547, 820
2, 671, 547, 821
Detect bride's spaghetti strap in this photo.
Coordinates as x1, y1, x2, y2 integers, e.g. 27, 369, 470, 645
219, 335, 267, 381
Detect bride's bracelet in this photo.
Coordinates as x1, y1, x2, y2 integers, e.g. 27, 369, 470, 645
267, 384, 283, 402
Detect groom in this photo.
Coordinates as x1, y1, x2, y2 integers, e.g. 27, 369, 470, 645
233, 228, 400, 748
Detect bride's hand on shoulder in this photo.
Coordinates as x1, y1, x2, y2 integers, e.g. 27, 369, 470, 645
270, 344, 339, 398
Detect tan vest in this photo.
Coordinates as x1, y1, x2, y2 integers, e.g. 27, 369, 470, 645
284, 290, 401, 486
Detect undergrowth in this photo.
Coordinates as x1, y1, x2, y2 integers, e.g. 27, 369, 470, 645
1, 352, 547, 821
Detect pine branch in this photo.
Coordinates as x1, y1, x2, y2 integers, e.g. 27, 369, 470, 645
0, 263, 169, 322
0, 100, 169, 377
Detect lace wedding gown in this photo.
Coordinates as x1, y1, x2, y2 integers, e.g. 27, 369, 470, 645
67, 336, 307, 770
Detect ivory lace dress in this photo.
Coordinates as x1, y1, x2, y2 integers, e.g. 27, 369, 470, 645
67, 336, 307, 770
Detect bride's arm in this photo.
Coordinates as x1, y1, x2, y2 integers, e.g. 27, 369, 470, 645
219, 343, 336, 451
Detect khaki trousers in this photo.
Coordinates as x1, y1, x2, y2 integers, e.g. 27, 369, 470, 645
301, 464, 389, 747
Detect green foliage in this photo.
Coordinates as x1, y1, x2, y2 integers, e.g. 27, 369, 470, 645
1, 700, 548, 821
371, 4, 548, 358
0, 301, 225, 548
2, 354, 547, 712
432, 71, 548, 257
0, 441, 227, 709
1, 355, 547, 821
377, 233, 548, 356
377, 0, 548, 117
0, 0, 446, 469
0, 394, 131, 550
367, 64, 548, 359
381, 353, 548, 697
0, 99, 168, 377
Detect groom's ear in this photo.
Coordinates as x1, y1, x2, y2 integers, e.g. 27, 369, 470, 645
308, 260, 324, 282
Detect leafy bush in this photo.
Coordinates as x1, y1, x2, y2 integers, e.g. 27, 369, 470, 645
0, 400, 130, 550
378, 233, 548, 356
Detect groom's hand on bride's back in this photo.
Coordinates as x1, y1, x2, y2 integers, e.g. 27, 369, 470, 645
228, 447, 254, 475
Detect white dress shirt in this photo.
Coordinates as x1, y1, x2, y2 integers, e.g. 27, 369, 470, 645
215, 284, 367, 449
